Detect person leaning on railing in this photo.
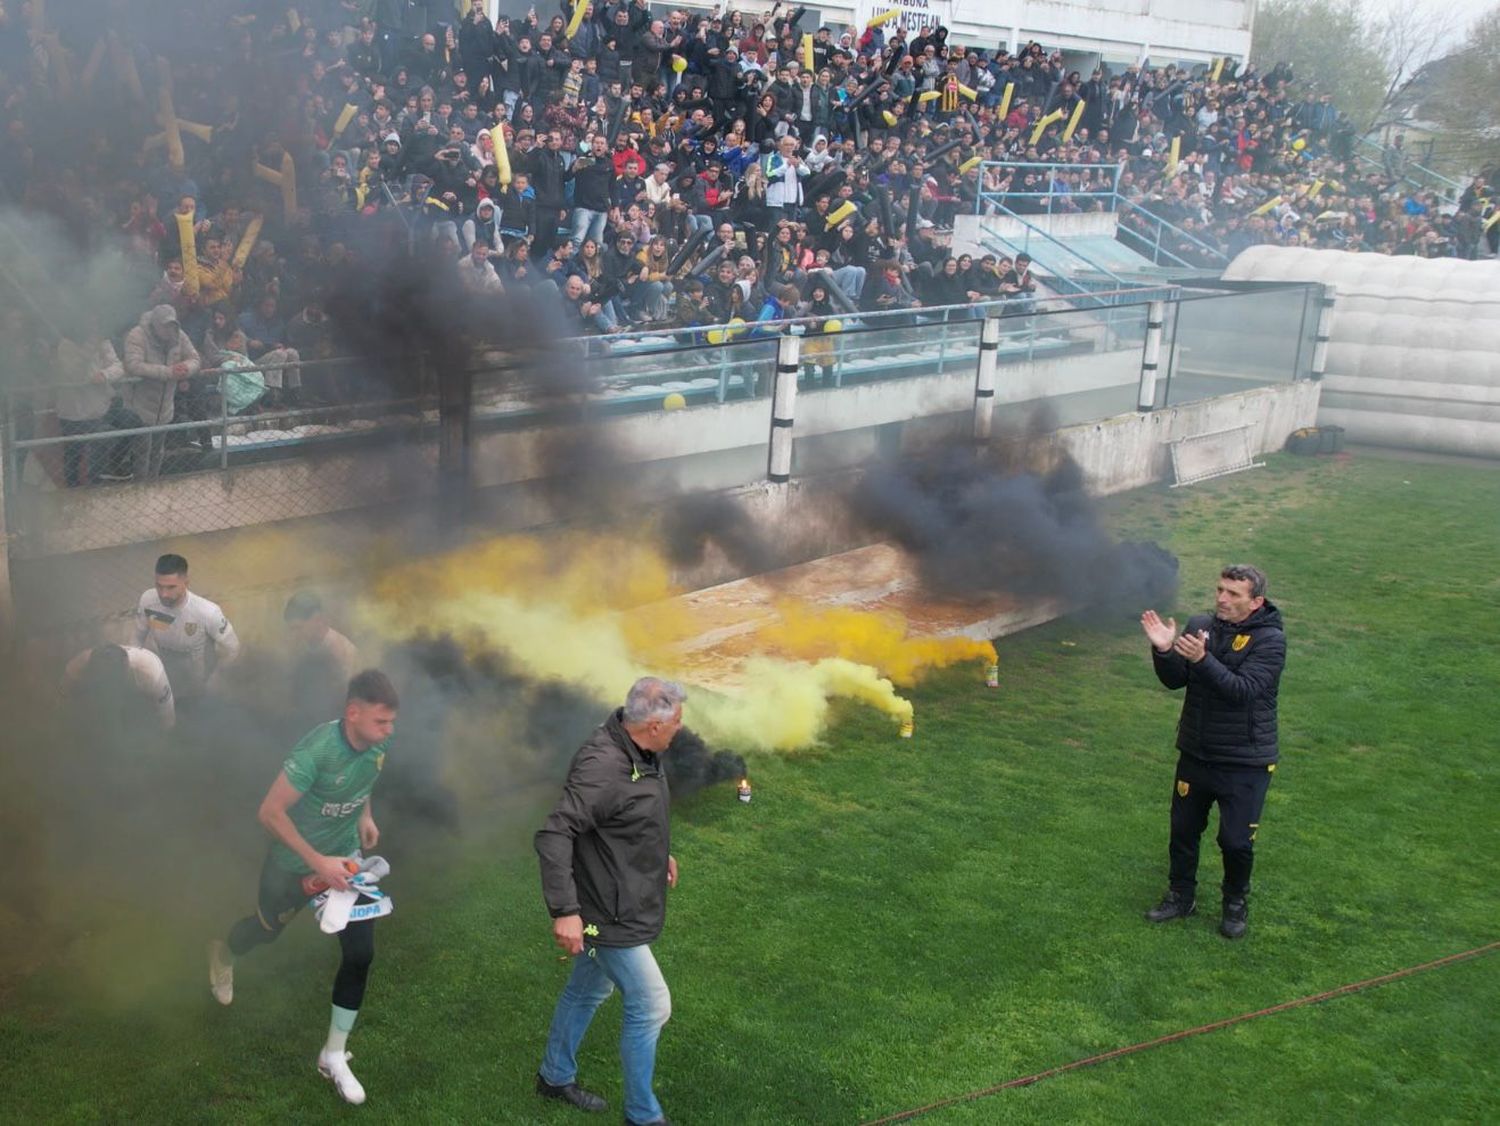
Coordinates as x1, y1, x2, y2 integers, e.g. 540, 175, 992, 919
52, 329, 128, 487
120, 306, 202, 482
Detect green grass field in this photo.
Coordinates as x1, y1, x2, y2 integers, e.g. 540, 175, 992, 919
3, 451, 1499, 1124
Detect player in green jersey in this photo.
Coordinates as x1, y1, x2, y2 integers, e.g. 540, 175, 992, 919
208, 669, 398, 1106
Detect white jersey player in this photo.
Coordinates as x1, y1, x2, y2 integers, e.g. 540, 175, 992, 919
132, 553, 241, 700
62, 643, 176, 729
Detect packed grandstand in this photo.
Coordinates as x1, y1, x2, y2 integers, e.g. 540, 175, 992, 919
3, 0, 1496, 484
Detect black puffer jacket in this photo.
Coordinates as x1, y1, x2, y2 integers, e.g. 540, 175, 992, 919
535, 710, 671, 947
1152, 601, 1286, 767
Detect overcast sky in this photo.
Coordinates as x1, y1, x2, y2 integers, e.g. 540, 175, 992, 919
1368, 0, 1496, 48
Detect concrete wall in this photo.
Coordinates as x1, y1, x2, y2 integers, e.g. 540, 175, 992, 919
797, 2, 1253, 63
1056, 378, 1321, 494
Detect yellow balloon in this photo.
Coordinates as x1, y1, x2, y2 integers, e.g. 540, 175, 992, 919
706, 328, 727, 344
663, 392, 687, 411
1292, 137, 1306, 151
727, 316, 747, 339
671, 55, 687, 73
823, 318, 843, 333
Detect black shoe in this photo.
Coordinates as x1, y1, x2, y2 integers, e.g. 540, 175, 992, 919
1219, 897, 1248, 939
626, 1119, 671, 1126
1145, 890, 1196, 923
536, 1073, 607, 1112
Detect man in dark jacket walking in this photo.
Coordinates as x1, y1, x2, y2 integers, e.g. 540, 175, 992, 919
1140, 564, 1286, 939
535, 677, 683, 1126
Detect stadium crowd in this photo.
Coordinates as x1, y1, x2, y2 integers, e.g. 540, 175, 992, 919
3, 0, 1496, 483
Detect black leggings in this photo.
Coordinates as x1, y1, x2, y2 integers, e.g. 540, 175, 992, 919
227, 856, 376, 1011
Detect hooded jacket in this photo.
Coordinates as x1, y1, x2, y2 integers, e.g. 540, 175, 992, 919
1152, 601, 1286, 767
535, 710, 671, 947
122, 305, 201, 425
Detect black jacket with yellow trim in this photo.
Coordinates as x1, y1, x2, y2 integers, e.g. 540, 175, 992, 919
1152, 600, 1285, 767
535, 709, 671, 947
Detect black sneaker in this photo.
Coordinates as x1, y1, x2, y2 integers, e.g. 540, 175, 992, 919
536, 1073, 607, 1113
1219, 897, 1248, 939
1145, 890, 1196, 923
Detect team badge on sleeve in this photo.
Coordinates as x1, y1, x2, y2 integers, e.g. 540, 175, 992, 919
1176, 780, 1190, 797
1232, 634, 1250, 651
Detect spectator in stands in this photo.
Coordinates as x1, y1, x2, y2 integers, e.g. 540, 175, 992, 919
121, 306, 201, 479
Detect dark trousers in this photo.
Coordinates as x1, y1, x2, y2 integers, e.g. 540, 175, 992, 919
1167, 753, 1274, 900
227, 855, 376, 1011
532, 203, 564, 258
59, 418, 107, 486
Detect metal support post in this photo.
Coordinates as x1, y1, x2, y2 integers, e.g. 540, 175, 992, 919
767, 333, 800, 483
973, 316, 1001, 442
1138, 299, 1165, 412
1310, 284, 1337, 380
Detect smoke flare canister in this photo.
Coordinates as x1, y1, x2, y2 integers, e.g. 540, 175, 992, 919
737, 778, 753, 803
985, 662, 1000, 688
899, 718, 914, 739
301, 859, 360, 897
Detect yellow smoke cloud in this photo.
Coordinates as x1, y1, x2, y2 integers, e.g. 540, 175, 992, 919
359, 531, 986, 751
754, 601, 995, 685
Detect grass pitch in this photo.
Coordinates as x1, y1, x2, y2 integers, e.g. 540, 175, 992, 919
3, 451, 1498, 1123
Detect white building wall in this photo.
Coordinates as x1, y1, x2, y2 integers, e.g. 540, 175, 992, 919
798, 2, 1254, 65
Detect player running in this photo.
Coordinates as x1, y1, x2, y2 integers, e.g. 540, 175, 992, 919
132, 553, 241, 704
208, 670, 398, 1106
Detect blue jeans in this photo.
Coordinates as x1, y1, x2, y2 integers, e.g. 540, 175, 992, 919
571, 206, 608, 248
541, 942, 671, 1124
831, 265, 866, 300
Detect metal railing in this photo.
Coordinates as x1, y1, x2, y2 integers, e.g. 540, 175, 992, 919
1114, 196, 1230, 269
1354, 136, 1463, 203
974, 160, 1126, 220
3, 286, 1203, 495
972, 159, 1229, 280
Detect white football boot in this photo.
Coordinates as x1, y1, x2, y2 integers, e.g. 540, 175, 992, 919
318, 1049, 367, 1106
207, 940, 234, 1006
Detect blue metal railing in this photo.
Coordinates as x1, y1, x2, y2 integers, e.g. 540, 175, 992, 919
1354, 136, 1463, 203
973, 160, 1230, 276
1114, 196, 1229, 269
974, 161, 1125, 220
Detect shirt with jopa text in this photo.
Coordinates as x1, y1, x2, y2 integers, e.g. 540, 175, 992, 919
269, 719, 390, 874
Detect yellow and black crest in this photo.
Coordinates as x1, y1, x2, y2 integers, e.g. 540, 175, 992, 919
1176, 780, 1190, 798
1232, 634, 1250, 652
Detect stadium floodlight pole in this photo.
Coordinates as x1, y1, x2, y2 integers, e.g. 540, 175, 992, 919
767, 332, 800, 484
1138, 298, 1165, 412
973, 314, 1001, 441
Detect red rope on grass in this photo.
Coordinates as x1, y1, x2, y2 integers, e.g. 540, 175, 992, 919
859, 941, 1500, 1125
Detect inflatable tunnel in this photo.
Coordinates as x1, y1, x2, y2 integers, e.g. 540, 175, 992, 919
1223, 247, 1500, 457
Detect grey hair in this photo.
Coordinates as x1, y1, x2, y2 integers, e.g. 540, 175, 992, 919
623, 677, 686, 724
1221, 564, 1268, 598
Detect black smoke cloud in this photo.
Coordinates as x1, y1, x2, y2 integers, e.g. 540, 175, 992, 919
665, 727, 746, 795
848, 444, 1178, 614
660, 492, 779, 577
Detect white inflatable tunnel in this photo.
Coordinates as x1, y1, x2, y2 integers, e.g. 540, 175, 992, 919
1222, 247, 1500, 457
